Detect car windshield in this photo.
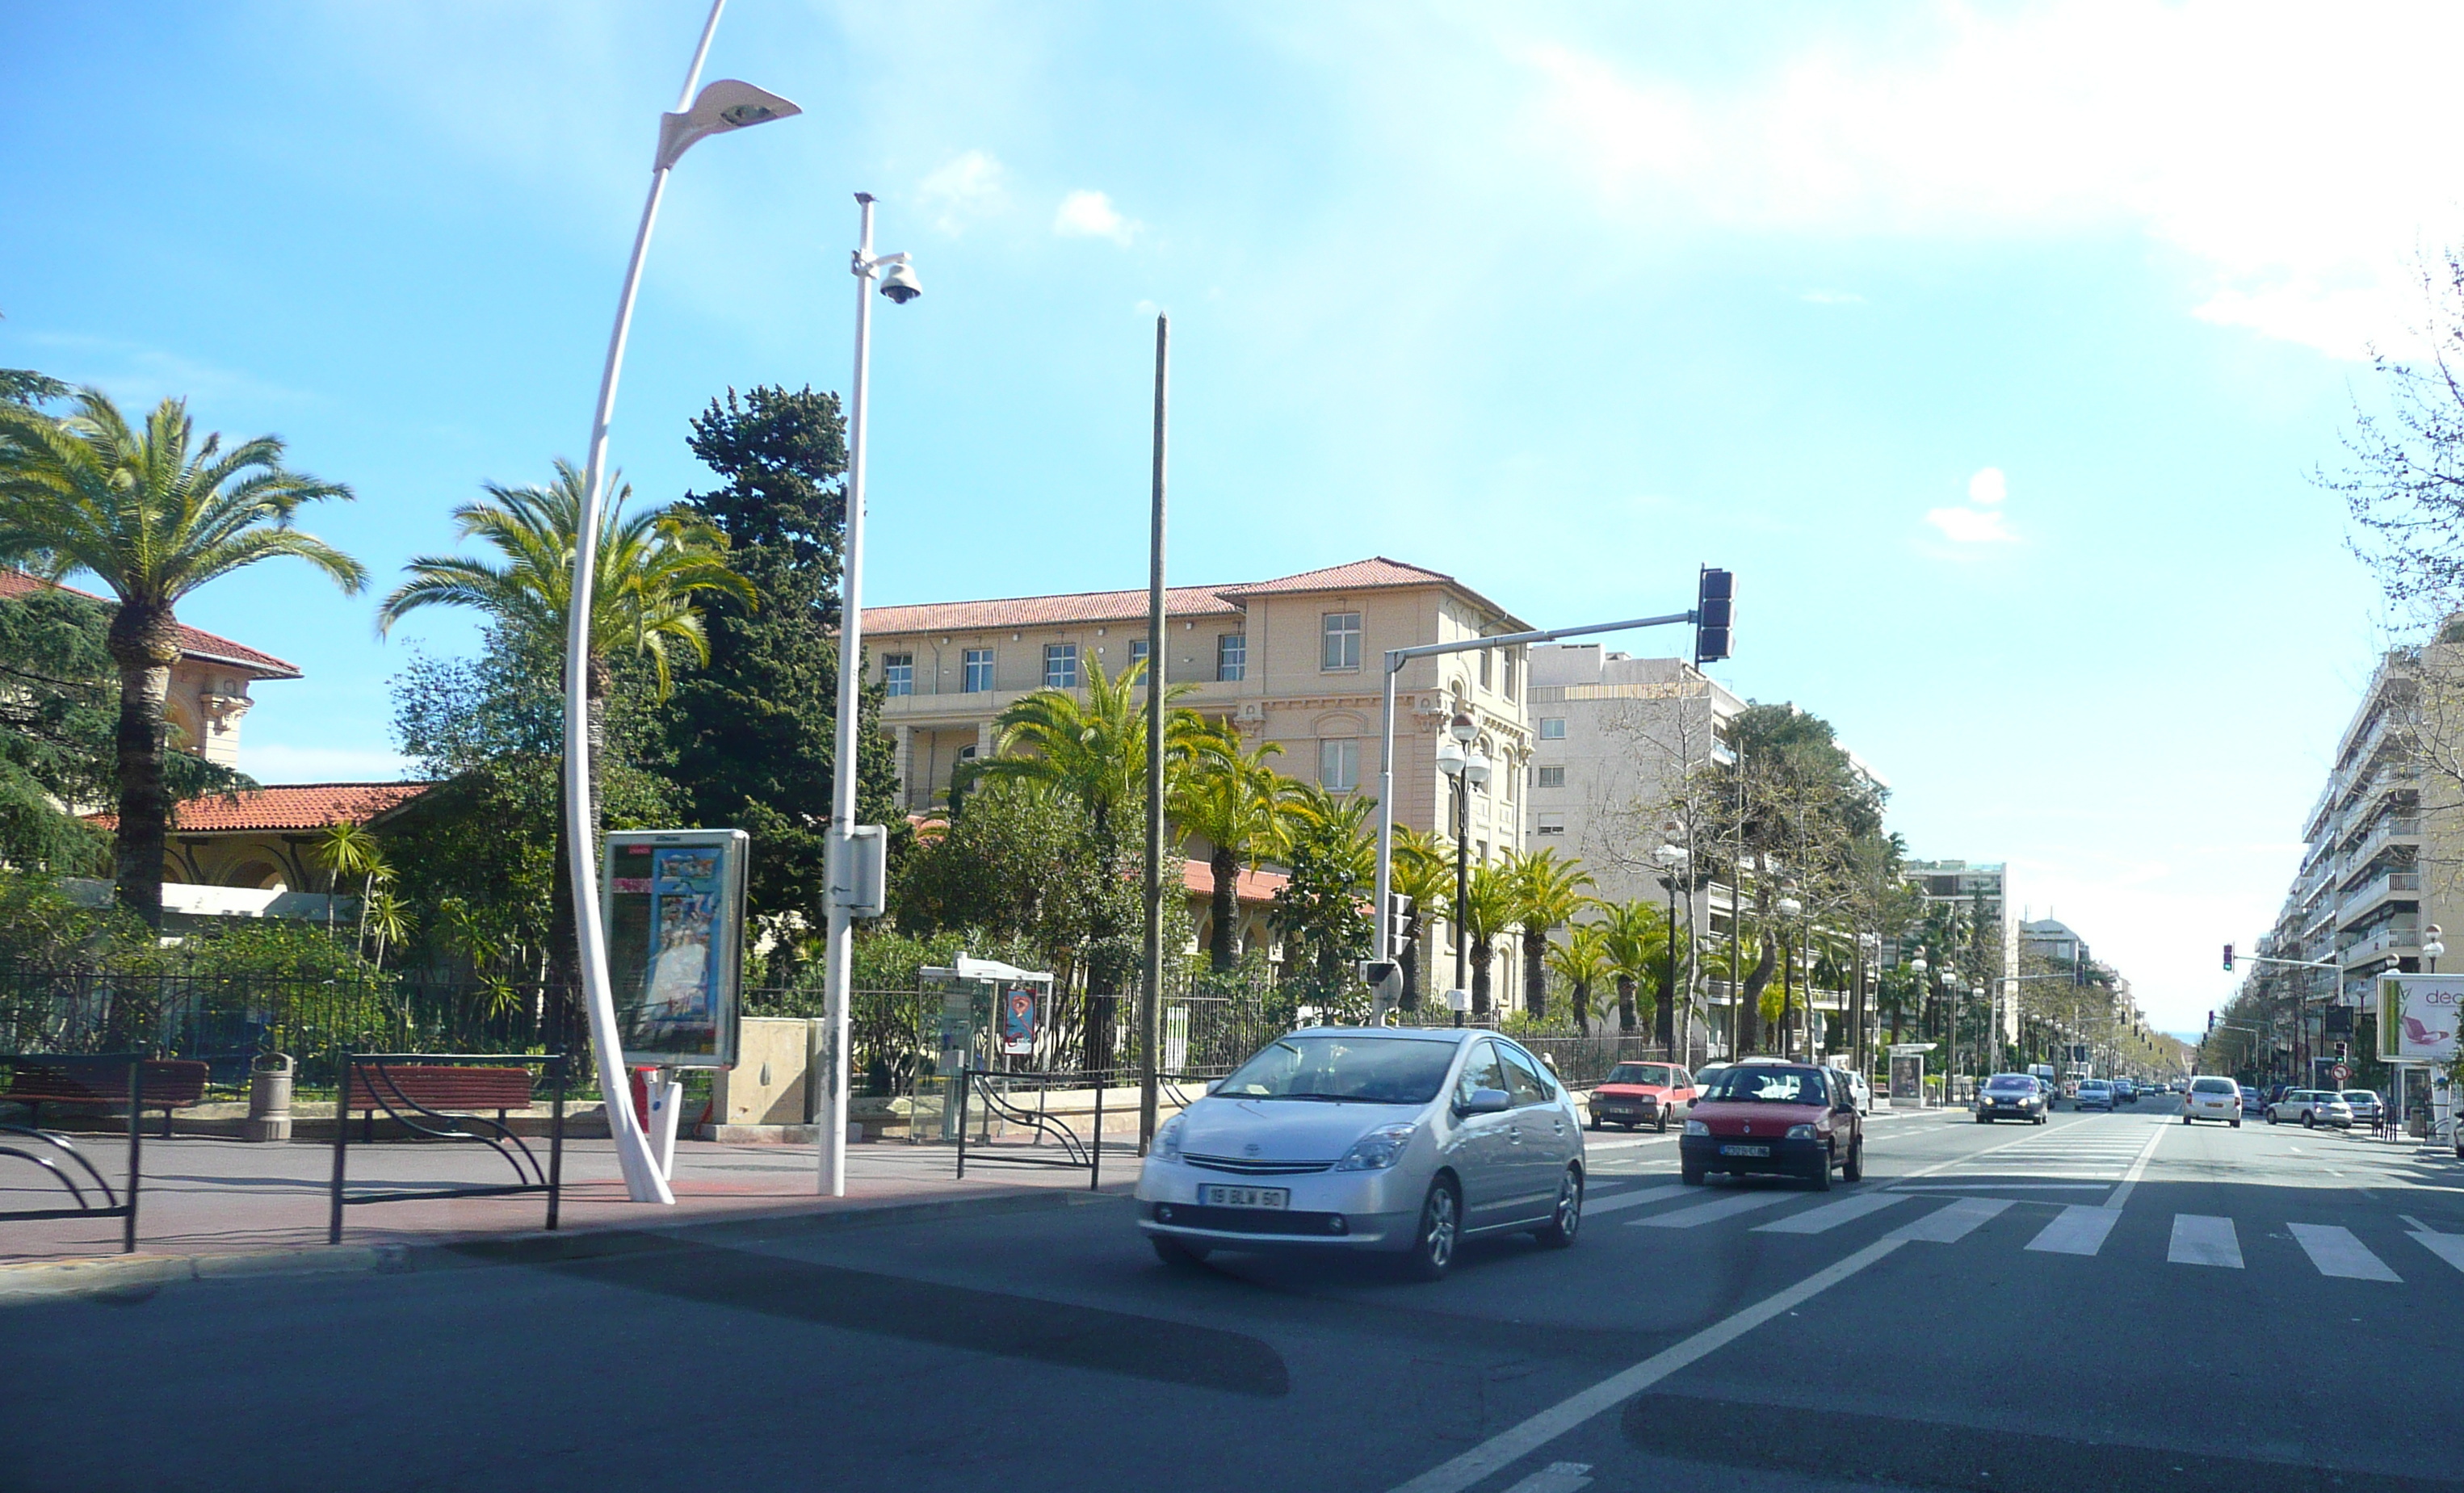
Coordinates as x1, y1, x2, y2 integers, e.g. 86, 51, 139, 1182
2081, 1081, 2109, 1091
1984, 1076, 2034, 1091
2343, 1091, 2376, 1103
1605, 1063, 1661, 1085
1215, 1035, 1458, 1105
1701, 1066, 1829, 1105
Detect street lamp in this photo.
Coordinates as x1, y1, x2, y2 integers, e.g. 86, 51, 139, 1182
2425, 923, 2446, 975
560, 0, 798, 1206
817, 192, 921, 1197
1774, 887, 1803, 1059
1656, 827, 1690, 1057
1938, 963, 1960, 1105
1436, 712, 1487, 1010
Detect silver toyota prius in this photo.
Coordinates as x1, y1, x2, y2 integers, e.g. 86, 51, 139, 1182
1137, 1026, 1586, 1279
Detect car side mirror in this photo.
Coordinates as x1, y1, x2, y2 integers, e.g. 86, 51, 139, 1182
1459, 1088, 1512, 1116
1203, 1080, 1222, 1096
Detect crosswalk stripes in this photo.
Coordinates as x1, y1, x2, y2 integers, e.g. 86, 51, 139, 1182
2288, 1223, 2402, 1281
1628, 1190, 1798, 1229
2027, 1204, 2119, 1256
2408, 1227, 2464, 1274
1888, 1196, 2011, 1243
1497, 1463, 1593, 1493
1752, 1192, 1904, 1235
2168, 1214, 2242, 1269
1582, 1184, 1690, 1217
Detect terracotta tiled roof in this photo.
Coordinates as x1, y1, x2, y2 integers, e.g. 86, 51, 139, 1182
0, 571, 304, 679
864, 584, 1240, 635
88, 782, 433, 834
1216, 556, 1530, 629
1180, 858, 1288, 904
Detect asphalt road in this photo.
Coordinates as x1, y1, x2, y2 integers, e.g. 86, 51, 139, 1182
8, 1097, 2463, 1493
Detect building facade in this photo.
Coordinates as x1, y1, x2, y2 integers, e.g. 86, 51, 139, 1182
1905, 858, 2021, 1046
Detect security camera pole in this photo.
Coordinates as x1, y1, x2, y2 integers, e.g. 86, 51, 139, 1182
1370, 573, 1732, 1012
820, 193, 917, 1196
558, 0, 798, 1205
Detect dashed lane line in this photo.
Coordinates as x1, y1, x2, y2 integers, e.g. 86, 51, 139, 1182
1752, 1193, 1905, 1235
1628, 1190, 1799, 1230
1582, 1185, 1690, 1217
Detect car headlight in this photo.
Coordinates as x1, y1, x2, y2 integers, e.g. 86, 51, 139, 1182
1153, 1114, 1184, 1162
1684, 1119, 1710, 1136
1785, 1124, 1816, 1139
1333, 1122, 1419, 1172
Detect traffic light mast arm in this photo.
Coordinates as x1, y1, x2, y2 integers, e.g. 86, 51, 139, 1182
2238, 953, 2344, 972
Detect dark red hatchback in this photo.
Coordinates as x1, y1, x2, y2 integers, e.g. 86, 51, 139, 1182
1678, 1062, 1862, 1189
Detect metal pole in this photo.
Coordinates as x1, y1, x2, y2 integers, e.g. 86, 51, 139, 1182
1140, 314, 1168, 1152
558, 2, 728, 1209
123, 1058, 141, 1254
1373, 656, 1400, 977
821, 191, 879, 1197
1729, 744, 1745, 1059
1664, 867, 1679, 1058
328, 1051, 350, 1245
1454, 778, 1471, 996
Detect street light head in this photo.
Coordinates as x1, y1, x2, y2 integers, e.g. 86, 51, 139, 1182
1775, 895, 1803, 918
1464, 750, 1492, 787
1910, 954, 1928, 973
879, 260, 922, 304
1449, 711, 1478, 744
1436, 738, 1467, 777
655, 79, 802, 172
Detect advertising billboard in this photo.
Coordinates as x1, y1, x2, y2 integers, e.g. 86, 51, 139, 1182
2375, 975, 2463, 1066
603, 828, 749, 1068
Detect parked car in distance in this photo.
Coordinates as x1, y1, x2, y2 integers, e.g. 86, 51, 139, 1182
1680, 1063, 1862, 1189
1977, 1072, 2050, 1123
1137, 1027, 1585, 1281
1827, 1066, 1874, 1115
2339, 1090, 2384, 1128
2182, 1076, 2241, 1126
1586, 1062, 1696, 1132
2267, 1089, 2354, 1129
2076, 1079, 2115, 1112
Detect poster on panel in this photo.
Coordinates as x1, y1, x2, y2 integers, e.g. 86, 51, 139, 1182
2376, 975, 2463, 1065
604, 828, 749, 1068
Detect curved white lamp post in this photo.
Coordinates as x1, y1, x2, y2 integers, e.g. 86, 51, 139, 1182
562, 0, 799, 1205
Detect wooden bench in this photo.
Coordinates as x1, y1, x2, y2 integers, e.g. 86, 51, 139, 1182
0, 1057, 211, 1137
342, 1064, 535, 1142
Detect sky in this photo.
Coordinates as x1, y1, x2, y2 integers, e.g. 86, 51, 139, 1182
6, 0, 2458, 1037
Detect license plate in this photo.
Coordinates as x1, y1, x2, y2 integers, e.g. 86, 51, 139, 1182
1719, 1144, 1771, 1158
1199, 1185, 1288, 1210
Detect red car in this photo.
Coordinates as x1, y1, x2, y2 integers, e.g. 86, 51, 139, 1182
1585, 1061, 1698, 1132
1678, 1061, 1863, 1189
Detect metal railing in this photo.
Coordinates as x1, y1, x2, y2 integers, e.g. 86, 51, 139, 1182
0, 1053, 141, 1253
327, 1051, 566, 1244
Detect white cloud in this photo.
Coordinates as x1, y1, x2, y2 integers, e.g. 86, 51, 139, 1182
1967, 467, 2007, 505
916, 149, 1007, 235
1925, 505, 2018, 544
1054, 189, 1138, 245
1799, 289, 1865, 305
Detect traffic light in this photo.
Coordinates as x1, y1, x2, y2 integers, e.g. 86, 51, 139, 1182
1694, 566, 1733, 665
2072, 961, 2088, 988
2206, 1009, 2214, 1036
2221, 943, 2234, 972
1385, 893, 1414, 959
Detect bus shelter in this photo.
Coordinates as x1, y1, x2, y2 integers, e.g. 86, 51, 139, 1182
921, 956, 1056, 1140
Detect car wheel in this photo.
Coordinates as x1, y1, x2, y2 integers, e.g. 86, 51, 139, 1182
1656, 1109, 1669, 1134
1808, 1144, 1833, 1192
1842, 1137, 1865, 1183
2034, 1113, 2046, 1125
2230, 1119, 2240, 1128
1535, 1167, 1582, 1248
1681, 1161, 1706, 1185
1403, 1177, 1461, 1281
1151, 1235, 1211, 1270
2267, 1111, 2278, 1125
2303, 1113, 2315, 1129
2182, 1115, 2193, 1126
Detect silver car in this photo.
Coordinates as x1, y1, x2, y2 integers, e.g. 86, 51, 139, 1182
1137, 1027, 1586, 1280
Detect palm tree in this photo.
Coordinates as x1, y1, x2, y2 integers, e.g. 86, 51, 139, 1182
1505, 847, 1594, 1022
1390, 827, 1454, 1012
313, 820, 387, 945
980, 653, 1204, 842
1597, 900, 1670, 1036
1169, 722, 1305, 970
378, 459, 751, 828
1547, 923, 1616, 1036
1456, 863, 1520, 1017
0, 391, 365, 925
1277, 781, 1380, 989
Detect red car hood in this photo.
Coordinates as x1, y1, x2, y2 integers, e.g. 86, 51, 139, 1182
1690, 1101, 1824, 1136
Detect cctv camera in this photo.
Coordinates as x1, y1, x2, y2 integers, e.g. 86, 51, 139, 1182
879, 262, 921, 304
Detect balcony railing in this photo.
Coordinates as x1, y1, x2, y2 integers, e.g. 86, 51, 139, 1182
2338, 922, 2422, 962
2349, 817, 2424, 867
2336, 870, 2421, 924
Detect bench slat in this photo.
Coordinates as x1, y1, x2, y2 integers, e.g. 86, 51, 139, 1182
344, 1066, 535, 1114
0, 1059, 208, 1108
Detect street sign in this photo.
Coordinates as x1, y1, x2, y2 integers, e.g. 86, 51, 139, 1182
2331, 1063, 2351, 1085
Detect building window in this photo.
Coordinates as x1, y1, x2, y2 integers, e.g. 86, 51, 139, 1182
962, 648, 995, 693
882, 653, 913, 697
1216, 632, 1246, 682
1321, 612, 1361, 671
1538, 717, 1566, 740
1129, 637, 1151, 677
1536, 765, 1566, 789
1537, 812, 1567, 837
1503, 650, 1516, 702
1478, 648, 1491, 691
1044, 642, 1079, 689
1320, 738, 1360, 793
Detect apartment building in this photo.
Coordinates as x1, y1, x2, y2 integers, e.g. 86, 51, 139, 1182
1905, 858, 2021, 1044
862, 557, 1538, 992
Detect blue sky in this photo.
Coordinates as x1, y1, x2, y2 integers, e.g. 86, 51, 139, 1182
6, 1, 2454, 1034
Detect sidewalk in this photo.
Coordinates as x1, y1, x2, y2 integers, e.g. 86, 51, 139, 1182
0, 1131, 1124, 1268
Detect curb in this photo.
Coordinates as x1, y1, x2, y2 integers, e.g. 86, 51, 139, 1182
0, 1183, 1130, 1306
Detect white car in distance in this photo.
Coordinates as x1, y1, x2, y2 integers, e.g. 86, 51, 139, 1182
2181, 1075, 2241, 1127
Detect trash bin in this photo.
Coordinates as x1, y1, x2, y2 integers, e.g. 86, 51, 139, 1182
243, 1052, 293, 1142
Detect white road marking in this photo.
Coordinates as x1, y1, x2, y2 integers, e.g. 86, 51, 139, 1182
1895, 1183, 2111, 1193
2407, 1229, 2464, 1274
1582, 1185, 1690, 1216
1499, 1462, 1593, 1493
1895, 1126, 2092, 1181
2289, 1223, 2402, 1281
2028, 1205, 2122, 1256
1753, 1193, 1904, 1235
1628, 1190, 1800, 1229
2103, 1125, 2168, 1210
1382, 1235, 1910, 1493
2167, 1214, 2243, 1269
1887, 1196, 2013, 1243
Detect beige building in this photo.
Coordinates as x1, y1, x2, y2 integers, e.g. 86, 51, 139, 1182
863, 557, 1538, 987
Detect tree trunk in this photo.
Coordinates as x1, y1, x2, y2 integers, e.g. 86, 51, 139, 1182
1208, 846, 1239, 971
1522, 927, 1549, 1020
1616, 975, 1637, 1034
1737, 932, 1776, 1054
106, 601, 181, 929
1571, 981, 1591, 1035
1471, 937, 1494, 1016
